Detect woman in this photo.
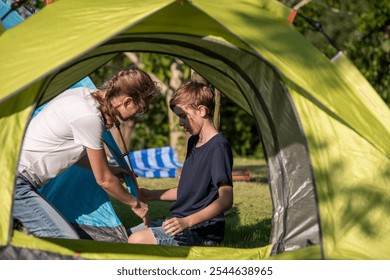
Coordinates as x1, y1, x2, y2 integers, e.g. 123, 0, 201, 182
14, 68, 159, 239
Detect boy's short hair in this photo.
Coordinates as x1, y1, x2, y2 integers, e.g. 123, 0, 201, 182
169, 80, 215, 117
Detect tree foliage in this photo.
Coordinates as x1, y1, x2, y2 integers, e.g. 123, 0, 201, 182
281, 0, 389, 105
220, 98, 263, 157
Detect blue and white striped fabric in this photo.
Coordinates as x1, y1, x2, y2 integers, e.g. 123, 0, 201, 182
125, 146, 183, 178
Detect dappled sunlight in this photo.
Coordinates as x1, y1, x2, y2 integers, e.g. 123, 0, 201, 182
304, 127, 390, 258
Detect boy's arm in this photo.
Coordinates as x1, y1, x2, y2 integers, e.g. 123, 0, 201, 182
140, 187, 178, 202
162, 184, 233, 236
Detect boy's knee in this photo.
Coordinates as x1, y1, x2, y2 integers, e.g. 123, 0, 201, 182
128, 229, 155, 244
128, 231, 143, 243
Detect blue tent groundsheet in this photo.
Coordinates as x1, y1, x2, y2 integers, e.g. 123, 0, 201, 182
0, 0, 23, 30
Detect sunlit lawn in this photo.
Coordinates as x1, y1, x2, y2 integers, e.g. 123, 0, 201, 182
111, 157, 272, 248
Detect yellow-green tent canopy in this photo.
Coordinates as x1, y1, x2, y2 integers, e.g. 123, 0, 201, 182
1, 0, 389, 260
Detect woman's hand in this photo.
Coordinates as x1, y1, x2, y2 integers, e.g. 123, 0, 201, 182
131, 200, 149, 226
162, 217, 189, 236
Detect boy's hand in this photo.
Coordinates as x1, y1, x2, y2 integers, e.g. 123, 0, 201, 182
162, 217, 189, 236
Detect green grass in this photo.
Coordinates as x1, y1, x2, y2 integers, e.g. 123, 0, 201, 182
111, 157, 272, 248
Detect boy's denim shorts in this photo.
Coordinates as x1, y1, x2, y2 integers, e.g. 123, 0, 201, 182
150, 224, 179, 246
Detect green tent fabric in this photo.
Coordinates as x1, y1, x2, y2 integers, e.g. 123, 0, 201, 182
1, 0, 390, 260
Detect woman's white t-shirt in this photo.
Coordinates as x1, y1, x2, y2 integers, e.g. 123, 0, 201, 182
18, 87, 105, 187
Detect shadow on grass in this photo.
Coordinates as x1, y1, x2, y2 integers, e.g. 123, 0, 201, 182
223, 206, 271, 248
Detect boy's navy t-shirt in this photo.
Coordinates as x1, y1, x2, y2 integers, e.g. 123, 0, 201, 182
170, 133, 233, 241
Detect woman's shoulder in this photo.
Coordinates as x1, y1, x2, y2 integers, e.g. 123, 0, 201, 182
51, 87, 100, 114
62, 87, 95, 97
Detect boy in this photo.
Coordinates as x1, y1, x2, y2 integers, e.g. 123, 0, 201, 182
128, 80, 233, 246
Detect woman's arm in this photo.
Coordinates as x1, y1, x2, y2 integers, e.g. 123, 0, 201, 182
76, 153, 132, 179
162, 184, 233, 236
86, 147, 149, 225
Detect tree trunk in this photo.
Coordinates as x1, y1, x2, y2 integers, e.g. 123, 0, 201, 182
214, 89, 221, 131
168, 62, 188, 162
